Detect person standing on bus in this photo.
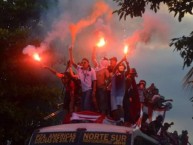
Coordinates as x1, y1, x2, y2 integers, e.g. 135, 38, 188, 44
106, 56, 118, 115
123, 67, 140, 126
69, 46, 97, 111
110, 56, 128, 123
92, 46, 110, 114
43, 65, 79, 113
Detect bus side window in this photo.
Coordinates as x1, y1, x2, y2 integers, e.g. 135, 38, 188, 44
134, 136, 159, 145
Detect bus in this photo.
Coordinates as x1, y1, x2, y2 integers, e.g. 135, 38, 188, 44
28, 123, 160, 145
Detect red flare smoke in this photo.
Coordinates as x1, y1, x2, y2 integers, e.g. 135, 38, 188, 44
69, 1, 112, 45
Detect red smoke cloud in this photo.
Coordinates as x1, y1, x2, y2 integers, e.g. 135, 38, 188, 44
69, 1, 112, 45
23, 1, 112, 60
125, 13, 169, 50
22, 1, 170, 63
22, 43, 47, 60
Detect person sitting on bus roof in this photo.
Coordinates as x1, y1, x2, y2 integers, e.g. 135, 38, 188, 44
148, 115, 163, 137
160, 122, 176, 145
144, 86, 173, 122
140, 113, 149, 134
172, 131, 180, 145
179, 130, 191, 145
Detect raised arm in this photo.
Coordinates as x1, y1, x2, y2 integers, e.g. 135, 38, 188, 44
91, 46, 98, 68
125, 59, 130, 76
65, 60, 70, 72
69, 45, 77, 68
43, 65, 64, 78
69, 66, 79, 79
112, 55, 127, 74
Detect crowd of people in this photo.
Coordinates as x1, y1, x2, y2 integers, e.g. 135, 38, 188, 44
43, 46, 190, 145
142, 114, 191, 145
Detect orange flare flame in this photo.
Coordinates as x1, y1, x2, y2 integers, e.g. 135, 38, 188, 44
33, 53, 41, 61
124, 45, 129, 55
97, 38, 106, 47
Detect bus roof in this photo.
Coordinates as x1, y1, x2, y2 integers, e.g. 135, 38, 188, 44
36, 123, 134, 134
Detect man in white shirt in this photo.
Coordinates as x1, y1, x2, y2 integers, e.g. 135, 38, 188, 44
69, 47, 97, 111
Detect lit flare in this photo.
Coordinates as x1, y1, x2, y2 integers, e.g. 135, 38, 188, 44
33, 53, 41, 62
124, 45, 129, 55
97, 38, 106, 47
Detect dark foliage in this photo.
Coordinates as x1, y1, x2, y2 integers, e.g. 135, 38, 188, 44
113, 0, 193, 68
170, 32, 193, 68
0, 1, 61, 145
